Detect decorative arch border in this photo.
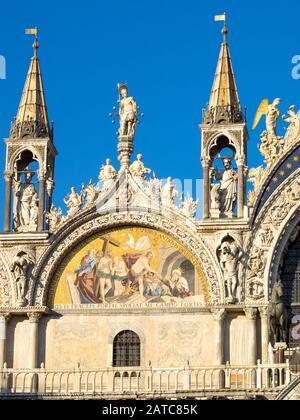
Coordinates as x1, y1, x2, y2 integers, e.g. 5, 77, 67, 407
245, 168, 300, 304
0, 252, 15, 307
202, 130, 242, 158
250, 134, 300, 224
8, 145, 44, 173
31, 210, 224, 307
267, 210, 300, 293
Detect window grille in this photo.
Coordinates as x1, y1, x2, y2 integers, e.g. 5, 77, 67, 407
113, 330, 141, 367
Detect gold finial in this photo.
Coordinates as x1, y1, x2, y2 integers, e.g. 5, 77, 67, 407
25, 27, 39, 56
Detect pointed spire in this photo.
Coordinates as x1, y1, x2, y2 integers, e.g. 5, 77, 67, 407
203, 14, 245, 125
10, 29, 52, 140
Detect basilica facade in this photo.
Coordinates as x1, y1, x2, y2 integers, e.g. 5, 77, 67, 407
0, 22, 300, 400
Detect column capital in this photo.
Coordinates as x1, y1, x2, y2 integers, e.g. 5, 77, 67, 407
259, 306, 269, 319
3, 171, 12, 182
27, 312, 42, 324
244, 307, 258, 321
211, 308, 226, 322
235, 155, 245, 166
0, 313, 11, 322
201, 156, 211, 167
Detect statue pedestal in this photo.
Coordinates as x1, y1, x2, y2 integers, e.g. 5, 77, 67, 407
118, 135, 134, 168
17, 299, 27, 308
274, 342, 288, 363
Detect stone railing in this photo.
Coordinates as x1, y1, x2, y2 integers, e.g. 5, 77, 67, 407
0, 361, 294, 398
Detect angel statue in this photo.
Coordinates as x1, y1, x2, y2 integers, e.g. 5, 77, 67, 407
252, 98, 282, 139
64, 187, 83, 217
252, 98, 284, 165
118, 84, 138, 137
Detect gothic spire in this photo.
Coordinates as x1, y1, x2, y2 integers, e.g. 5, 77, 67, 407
10, 29, 51, 140
203, 15, 244, 125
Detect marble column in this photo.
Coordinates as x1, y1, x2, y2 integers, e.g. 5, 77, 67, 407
244, 308, 258, 365
27, 313, 42, 368
259, 307, 269, 364
237, 163, 245, 219
38, 174, 45, 232
0, 314, 10, 368
4, 171, 12, 233
211, 309, 226, 365
202, 158, 211, 219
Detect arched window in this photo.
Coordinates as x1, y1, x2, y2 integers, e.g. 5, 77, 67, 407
113, 330, 141, 367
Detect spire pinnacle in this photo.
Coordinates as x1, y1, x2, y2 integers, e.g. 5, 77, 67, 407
202, 13, 245, 125
222, 12, 228, 44
10, 28, 51, 140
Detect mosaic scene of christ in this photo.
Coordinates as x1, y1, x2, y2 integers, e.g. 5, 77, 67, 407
52, 228, 206, 305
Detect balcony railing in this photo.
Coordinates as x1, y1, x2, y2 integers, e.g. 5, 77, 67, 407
0, 361, 297, 398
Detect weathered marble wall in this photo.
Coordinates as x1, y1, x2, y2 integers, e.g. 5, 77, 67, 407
5, 312, 256, 369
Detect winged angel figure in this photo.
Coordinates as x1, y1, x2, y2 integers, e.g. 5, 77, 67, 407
252, 98, 284, 166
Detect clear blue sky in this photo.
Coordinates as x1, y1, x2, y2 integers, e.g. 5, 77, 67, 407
0, 0, 299, 225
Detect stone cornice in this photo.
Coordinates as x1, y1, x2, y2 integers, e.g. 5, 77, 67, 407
49, 304, 258, 316
0, 306, 49, 316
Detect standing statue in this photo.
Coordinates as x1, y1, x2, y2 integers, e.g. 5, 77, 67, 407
82, 180, 99, 207
99, 159, 117, 192
252, 98, 282, 139
266, 98, 281, 139
147, 177, 162, 203
130, 154, 151, 179
46, 176, 55, 198
46, 204, 63, 233
14, 172, 39, 233
64, 187, 83, 217
118, 84, 138, 137
218, 241, 243, 304
10, 250, 35, 306
215, 159, 238, 218
268, 277, 288, 345
161, 177, 179, 208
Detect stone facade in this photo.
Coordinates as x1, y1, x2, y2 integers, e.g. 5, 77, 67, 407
0, 23, 300, 400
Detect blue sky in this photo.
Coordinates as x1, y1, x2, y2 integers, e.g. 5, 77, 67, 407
0, 0, 299, 224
